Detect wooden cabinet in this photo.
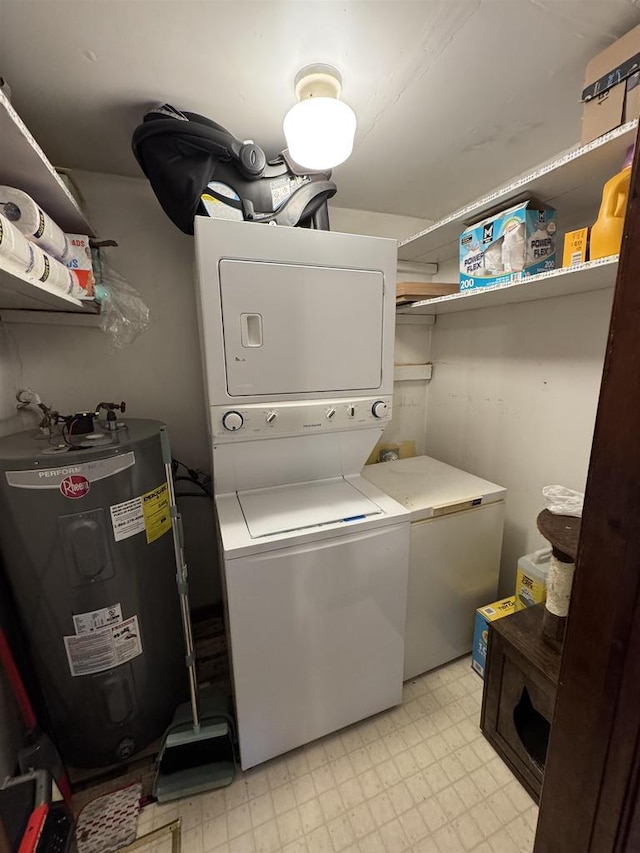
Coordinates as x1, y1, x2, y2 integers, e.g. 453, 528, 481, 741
480, 604, 561, 803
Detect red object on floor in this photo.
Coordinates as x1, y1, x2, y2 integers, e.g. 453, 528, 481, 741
17, 803, 47, 853
0, 627, 72, 805
0, 626, 37, 729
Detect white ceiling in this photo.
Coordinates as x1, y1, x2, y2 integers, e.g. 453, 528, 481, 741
1, 1, 639, 221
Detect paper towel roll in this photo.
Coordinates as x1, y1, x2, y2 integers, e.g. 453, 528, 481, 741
0, 186, 69, 261
0, 211, 36, 272
0, 211, 84, 299
30, 242, 85, 299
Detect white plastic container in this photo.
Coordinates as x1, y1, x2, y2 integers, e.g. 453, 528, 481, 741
0, 186, 69, 261
515, 546, 552, 611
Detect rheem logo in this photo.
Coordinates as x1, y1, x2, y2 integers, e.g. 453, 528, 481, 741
60, 475, 90, 499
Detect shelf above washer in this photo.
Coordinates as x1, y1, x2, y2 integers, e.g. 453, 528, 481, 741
402, 256, 618, 316
0, 90, 93, 236
394, 363, 433, 381
398, 121, 637, 265
0, 263, 100, 313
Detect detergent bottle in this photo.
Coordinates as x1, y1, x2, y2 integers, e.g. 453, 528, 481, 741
590, 145, 634, 260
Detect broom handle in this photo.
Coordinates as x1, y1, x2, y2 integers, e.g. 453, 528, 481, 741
160, 426, 201, 733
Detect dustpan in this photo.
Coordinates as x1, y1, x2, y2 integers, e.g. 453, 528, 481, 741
153, 427, 236, 803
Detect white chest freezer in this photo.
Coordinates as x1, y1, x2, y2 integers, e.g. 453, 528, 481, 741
362, 455, 506, 680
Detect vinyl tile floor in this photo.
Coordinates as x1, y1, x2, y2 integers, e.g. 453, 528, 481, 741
136, 656, 537, 853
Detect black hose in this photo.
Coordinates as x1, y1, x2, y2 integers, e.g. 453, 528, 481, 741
174, 477, 210, 495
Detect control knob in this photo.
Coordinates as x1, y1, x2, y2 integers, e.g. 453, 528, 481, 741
326, 407, 337, 420
266, 411, 278, 424
222, 411, 244, 431
347, 405, 356, 418
371, 400, 388, 419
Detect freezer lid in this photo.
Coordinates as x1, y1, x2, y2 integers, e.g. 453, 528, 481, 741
361, 455, 506, 521
237, 478, 383, 538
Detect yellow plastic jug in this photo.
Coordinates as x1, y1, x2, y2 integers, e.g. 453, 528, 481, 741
590, 165, 632, 260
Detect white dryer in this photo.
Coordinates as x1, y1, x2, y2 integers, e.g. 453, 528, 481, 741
194, 219, 410, 770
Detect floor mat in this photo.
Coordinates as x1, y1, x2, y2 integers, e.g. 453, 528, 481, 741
76, 781, 142, 853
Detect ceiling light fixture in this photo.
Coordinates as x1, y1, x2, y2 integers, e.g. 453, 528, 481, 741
283, 64, 357, 171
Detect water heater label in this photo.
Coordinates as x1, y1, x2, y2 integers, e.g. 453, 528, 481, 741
142, 483, 171, 544
5, 452, 136, 489
110, 482, 171, 544
73, 603, 123, 635
60, 474, 90, 499
64, 615, 143, 677
110, 496, 145, 542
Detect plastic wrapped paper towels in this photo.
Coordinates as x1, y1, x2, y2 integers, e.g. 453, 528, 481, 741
0, 186, 70, 261
0, 211, 84, 299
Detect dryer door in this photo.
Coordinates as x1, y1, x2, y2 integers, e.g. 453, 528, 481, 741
219, 259, 384, 397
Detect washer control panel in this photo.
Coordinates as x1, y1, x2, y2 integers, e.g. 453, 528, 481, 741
212, 397, 392, 441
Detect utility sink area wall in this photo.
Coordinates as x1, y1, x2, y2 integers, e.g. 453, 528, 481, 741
426, 263, 613, 595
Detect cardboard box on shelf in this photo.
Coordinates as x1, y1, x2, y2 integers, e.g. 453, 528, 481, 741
459, 200, 556, 290
396, 281, 459, 304
64, 233, 95, 297
563, 227, 589, 266
581, 24, 640, 145
471, 596, 516, 678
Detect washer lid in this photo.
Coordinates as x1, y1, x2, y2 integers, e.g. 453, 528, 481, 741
237, 477, 383, 538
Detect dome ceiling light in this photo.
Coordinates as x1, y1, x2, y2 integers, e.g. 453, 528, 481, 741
283, 64, 357, 171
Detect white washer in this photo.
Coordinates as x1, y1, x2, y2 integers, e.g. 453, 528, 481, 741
216, 476, 408, 769
362, 455, 506, 680
194, 219, 410, 769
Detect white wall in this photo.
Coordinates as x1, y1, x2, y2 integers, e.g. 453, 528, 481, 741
330, 207, 432, 242
331, 206, 435, 460
425, 287, 613, 595
375, 321, 432, 458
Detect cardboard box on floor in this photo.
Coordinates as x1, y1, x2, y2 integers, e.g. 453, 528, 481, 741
471, 596, 516, 678
581, 24, 640, 145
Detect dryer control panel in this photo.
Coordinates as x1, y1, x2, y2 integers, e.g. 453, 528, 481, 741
211, 397, 392, 442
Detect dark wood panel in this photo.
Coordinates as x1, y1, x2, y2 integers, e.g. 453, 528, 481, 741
493, 604, 562, 687
536, 509, 580, 561
535, 130, 640, 852
481, 606, 560, 804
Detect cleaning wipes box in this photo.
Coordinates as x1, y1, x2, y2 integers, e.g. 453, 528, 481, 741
459, 200, 556, 290
472, 596, 515, 678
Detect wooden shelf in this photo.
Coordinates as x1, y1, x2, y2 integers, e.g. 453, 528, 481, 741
0, 263, 99, 313
394, 363, 433, 381
399, 121, 638, 265
405, 256, 618, 316
0, 91, 93, 236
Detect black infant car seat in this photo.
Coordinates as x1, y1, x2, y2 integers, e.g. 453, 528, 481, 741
132, 104, 337, 234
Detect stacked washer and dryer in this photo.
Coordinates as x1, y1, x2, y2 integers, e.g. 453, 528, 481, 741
194, 219, 410, 770
194, 218, 505, 771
